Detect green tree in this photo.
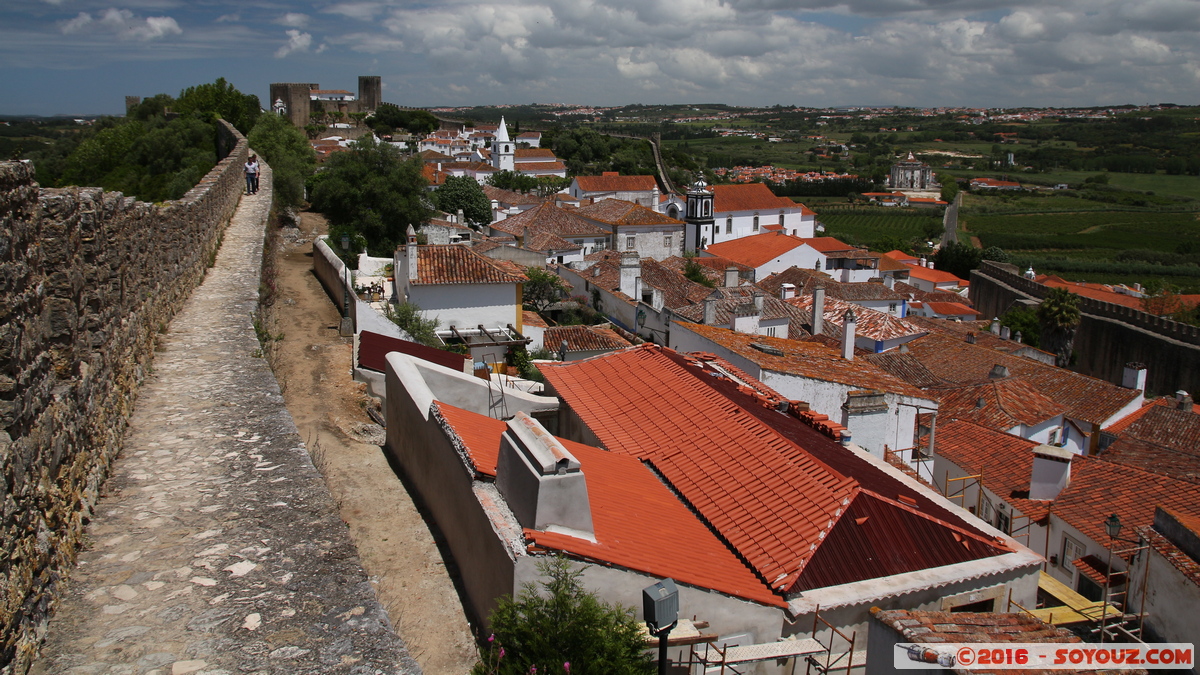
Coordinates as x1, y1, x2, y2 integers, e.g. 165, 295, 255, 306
474, 557, 653, 675
682, 253, 715, 287
487, 169, 538, 193
372, 104, 439, 135
308, 136, 434, 254
938, 173, 959, 203
248, 113, 316, 209
981, 246, 1009, 264
999, 306, 1040, 348
523, 267, 568, 312
931, 241, 982, 280
174, 77, 261, 134
1036, 287, 1081, 368
384, 300, 441, 347
433, 175, 492, 226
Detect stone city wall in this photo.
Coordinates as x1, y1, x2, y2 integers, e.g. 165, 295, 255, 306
970, 261, 1200, 395
0, 120, 246, 669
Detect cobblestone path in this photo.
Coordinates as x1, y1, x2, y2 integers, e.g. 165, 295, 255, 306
30, 162, 421, 675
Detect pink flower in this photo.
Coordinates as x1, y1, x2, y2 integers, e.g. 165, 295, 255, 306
563, 662, 571, 672
499, 648, 506, 659
489, 634, 495, 643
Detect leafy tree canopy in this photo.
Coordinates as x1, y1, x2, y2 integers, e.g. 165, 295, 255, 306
175, 77, 261, 134
682, 253, 715, 287
385, 300, 441, 346
433, 175, 492, 226
999, 306, 1040, 348
248, 113, 316, 209
1036, 286, 1081, 367
474, 557, 653, 675
372, 104, 439, 135
931, 241, 982, 280
308, 136, 434, 255
523, 267, 568, 312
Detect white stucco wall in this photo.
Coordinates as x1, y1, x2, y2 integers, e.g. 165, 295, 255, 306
404, 283, 520, 331
616, 225, 684, 261
1128, 543, 1200, 647
707, 209, 816, 244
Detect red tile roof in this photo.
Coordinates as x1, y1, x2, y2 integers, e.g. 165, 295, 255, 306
540, 345, 1006, 593
703, 232, 812, 269
414, 245, 529, 285
896, 334, 1140, 426
481, 184, 544, 206
574, 199, 683, 227
572, 174, 659, 193
905, 264, 967, 286
543, 325, 632, 353
932, 420, 1052, 522
433, 402, 785, 607
933, 378, 1067, 431
491, 202, 609, 239
711, 183, 800, 212
926, 301, 982, 317
672, 322, 927, 397
1100, 402, 1200, 482
515, 161, 567, 172
1035, 275, 1143, 310
871, 608, 1081, 646
787, 295, 924, 343
801, 236, 857, 254
883, 250, 919, 264
515, 148, 557, 160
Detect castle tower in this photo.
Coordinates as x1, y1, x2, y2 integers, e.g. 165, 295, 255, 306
269, 82, 315, 128
684, 178, 714, 253
357, 76, 381, 112
492, 116, 515, 172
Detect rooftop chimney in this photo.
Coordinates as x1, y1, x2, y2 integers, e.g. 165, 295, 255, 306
730, 302, 760, 335
1122, 362, 1147, 393
406, 225, 418, 282
1177, 390, 1194, 411
990, 318, 1001, 335
989, 364, 1009, 379
966, 332, 976, 344
780, 283, 796, 300
496, 412, 594, 539
812, 285, 826, 336
842, 308, 857, 361
1000, 326, 1011, 340
724, 266, 739, 288
1029, 444, 1073, 501
619, 252, 640, 298
1014, 331, 1023, 344
927, 260, 935, 270
753, 291, 764, 312
703, 294, 717, 325
883, 275, 895, 290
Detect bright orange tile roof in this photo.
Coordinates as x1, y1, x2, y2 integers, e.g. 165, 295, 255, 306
801, 236, 857, 254
574, 199, 683, 227
686, 322, 928, 396
905, 264, 966, 285
703, 232, 811, 269
572, 174, 659, 193
432, 402, 786, 607
711, 183, 798, 212
413, 245, 528, 285
1035, 275, 1143, 310
1101, 402, 1200, 482
883, 250, 919, 264
540, 345, 1007, 593
926, 301, 981, 316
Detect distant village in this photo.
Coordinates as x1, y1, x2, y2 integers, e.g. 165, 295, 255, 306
285, 79, 1199, 672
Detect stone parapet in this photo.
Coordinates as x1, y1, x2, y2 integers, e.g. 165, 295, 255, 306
0, 120, 247, 671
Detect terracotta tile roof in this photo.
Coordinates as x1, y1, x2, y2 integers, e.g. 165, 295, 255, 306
905, 264, 967, 285
674, 322, 927, 397
575, 199, 683, 227
787, 295, 925, 343
932, 378, 1067, 431
758, 268, 905, 303
1103, 396, 1200, 434
703, 232, 812, 269
523, 229, 579, 253
413, 245, 528, 285
491, 202, 609, 238
801, 236, 857, 254
926, 301, 982, 317
1100, 403, 1200, 481
673, 287, 808, 326
578, 256, 713, 310
543, 324, 632, 353
515, 161, 567, 172
540, 345, 1006, 594
481, 184, 544, 206
658, 256, 725, 285
865, 351, 948, 389
897, 334, 1140, 426
711, 183, 798, 212
522, 310, 548, 328
419, 149, 454, 162
515, 148, 557, 160
893, 281, 969, 304
433, 402, 785, 607
572, 174, 659, 193
932, 420, 1052, 522
884, 250, 919, 264
878, 255, 910, 272
1053, 456, 1200, 552
872, 608, 1078, 642
692, 255, 754, 274
1034, 276, 1149, 310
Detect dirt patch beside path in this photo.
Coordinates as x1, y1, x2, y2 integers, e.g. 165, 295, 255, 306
261, 210, 478, 674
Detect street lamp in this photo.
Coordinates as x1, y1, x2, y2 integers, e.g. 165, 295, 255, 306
643, 579, 678, 675
1104, 513, 1122, 539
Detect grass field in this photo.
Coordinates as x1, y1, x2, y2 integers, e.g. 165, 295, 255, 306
815, 210, 943, 246
964, 211, 1200, 252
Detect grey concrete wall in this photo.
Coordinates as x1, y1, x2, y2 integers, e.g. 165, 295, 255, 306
313, 237, 409, 339
1129, 544, 1200, 648
383, 353, 519, 627
970, 261, 1200, 395
0, 121, 247, 670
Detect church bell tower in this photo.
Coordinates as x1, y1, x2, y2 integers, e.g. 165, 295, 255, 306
684, 178, 714, 253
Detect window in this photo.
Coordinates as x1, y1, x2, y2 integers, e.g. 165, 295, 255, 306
752, 214, 760, 231
779, 210, 785, 228
996, 510, 1011, 535
980, 499, 992, 522
726, 216, 733, 234
763, 326, 777, 337
664, 234, 672, 249
1062, 535, 1085, 569
889, 303, 898, 313
625, 235, 635, 251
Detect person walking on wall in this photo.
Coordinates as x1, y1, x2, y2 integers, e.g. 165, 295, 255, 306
244, 155, 260, 195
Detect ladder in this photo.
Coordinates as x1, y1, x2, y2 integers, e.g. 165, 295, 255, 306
484, 352, 509, 419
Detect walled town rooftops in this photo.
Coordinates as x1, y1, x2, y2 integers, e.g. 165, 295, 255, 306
865, 351, 947, 389
801, 236, 858, 254
574, 199, 683, 227
539, 345, 1009, 595
514, 148, 557, 160
904, 264, 968, 286
926, 301, 982, 317
932, 420, 1052, 521
787, 295, 925, 343
933, 378, 1067, 431
490, 202, 609, 238
894, 334, 1140, 426
542, 324, 632, 353
674, 288, 809, 328
758, 268, 904, 302
893, 280, 967, 304
711, 183, 809, 213
675, 322, 927, 397
419, 149, 454, 162
870, 608, 1084, 652
481, 184, 544, 206
657, 256, 725, 285
1104, 396, 1200, 434
513, 161, 568, 172
522, 228, 579, 253
703, 232, 813, 269
884, 249, 920, 264
411, 245, 528, 286
432, 401, 786, 607
1035, 274, 1144, 310
580, 254, 715, 309
1101, 403, 1200, 482
572, 173, 659, 193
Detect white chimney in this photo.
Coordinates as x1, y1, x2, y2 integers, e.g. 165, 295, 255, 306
920, 257, 927, 268
753, 291, 764, 312
990, 318, 1001, 335
883, 275, 895, 290
730, 302, 759, 335
405, 224, 418, 282
496, 412, 594, 538
927, 260, 935, 270
619, 252, 640, 298
703, 295, 717, 325
1000, 326, 1011, 340
1122, 362, 1147, 393
842, 308, 857, 360
1029, 444, 1073, 501
812, 285, 826, 336
781, 283, 796, 300
724, 266, 739, 288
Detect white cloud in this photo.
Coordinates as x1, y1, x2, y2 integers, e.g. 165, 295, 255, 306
61, 12, 92, 34
276, 12, 309, 28
322, 2, 384, 21
275, 29, 312, 57
215, 13, 240, 23
60, 8, 181, 40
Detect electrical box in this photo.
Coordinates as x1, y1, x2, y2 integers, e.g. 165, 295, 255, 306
642, 578, 678, 629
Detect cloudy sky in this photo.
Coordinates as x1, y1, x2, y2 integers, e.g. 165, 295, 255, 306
2, 0, 1199, 116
